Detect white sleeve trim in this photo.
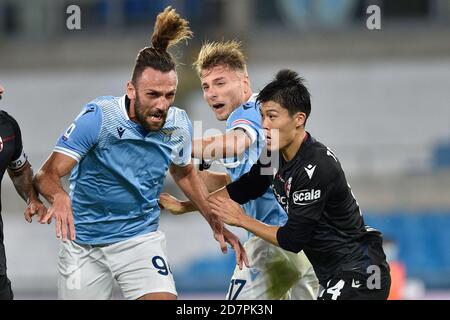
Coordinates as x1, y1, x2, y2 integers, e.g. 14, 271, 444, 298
54, 147, 82, 162
227, 124, 258, 144
8, 150, 28, 171
172, 159, 192, 167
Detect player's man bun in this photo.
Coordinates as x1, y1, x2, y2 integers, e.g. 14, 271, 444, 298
151, 6, 193, 52
257, 68, 311, 121
131, 6, 193, 84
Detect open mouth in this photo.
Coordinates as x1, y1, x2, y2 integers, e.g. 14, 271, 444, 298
212, 103, 225, 111
148, 111, 165, 122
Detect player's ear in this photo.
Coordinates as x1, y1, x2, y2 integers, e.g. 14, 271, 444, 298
127, 81, 136, 100
295, 112, 306, 128
242, 73, 251, 95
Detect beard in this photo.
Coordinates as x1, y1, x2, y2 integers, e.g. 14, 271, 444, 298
135, 95, 168, 132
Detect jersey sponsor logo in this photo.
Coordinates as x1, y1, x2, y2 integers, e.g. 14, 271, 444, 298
273, 187, 287, 206
9, 151, 28, 170
62, 123, 76, 141
117, 126, 126, 138
292, 189, 321, 206
304, 164, 316, 180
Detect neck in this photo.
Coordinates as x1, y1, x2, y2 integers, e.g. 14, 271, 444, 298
244, 90, 253, 102
127, 99, 139, 124
281, 129, 306, 162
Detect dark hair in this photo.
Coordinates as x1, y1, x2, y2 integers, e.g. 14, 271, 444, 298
257, 69, 311, 121
131, 6, 193, 85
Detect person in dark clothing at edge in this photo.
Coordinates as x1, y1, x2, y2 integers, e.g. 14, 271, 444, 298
208, 70, 391, 300
0, 84, 47, 299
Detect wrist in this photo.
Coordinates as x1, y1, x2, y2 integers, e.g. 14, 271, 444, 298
52, 192, 69, 204
239, 213, 252, 229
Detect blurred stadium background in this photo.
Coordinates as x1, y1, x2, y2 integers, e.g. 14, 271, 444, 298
1, 0, 449, 299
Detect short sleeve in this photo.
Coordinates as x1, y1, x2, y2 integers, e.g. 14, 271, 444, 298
170, 110, 192, 167
226, 102, 261, 144
5, 112, 28, 171
226, 159, 272, 204
54, 103, 102, 162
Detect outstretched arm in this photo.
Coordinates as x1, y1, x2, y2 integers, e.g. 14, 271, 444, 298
34, 152, 78, 241
192, 130, 251, 160
170, 163, 249, 269
8, 161, 47, 223
210, 197, 280, 247
160, 170, 231, 214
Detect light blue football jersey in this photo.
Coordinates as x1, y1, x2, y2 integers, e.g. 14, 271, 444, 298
55, 95, 192, 245
222, 94, 288, 238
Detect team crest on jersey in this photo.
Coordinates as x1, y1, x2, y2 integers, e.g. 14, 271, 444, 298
285, 177, 293, 198
161, 129, 174, 143
62, 123, 76, 141
0, 136, 3, 152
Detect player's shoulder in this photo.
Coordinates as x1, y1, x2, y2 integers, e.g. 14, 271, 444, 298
227, 101, 260, 128
0, 110, 20, 130
168, 106, 189, 121
302, 135, 342, 177
86, 96, 119, 111
166, 106, 191, 130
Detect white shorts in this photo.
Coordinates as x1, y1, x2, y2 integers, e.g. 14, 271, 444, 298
57, 230, 177, 300
226, 236, 319, 300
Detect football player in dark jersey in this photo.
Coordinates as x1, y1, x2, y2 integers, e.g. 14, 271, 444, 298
208, 70, 391, 300
0, 84, 47, 299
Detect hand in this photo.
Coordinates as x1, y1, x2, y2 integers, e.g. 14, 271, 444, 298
223, 227, 250, 270
159, 193, 186, 215
40, 193, 76, 241
209, 197, 245, 227
24, 198, 48, 223
209, 217, 227, 254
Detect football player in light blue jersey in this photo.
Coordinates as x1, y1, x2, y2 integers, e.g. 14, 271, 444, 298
33, 8, 247, 300
160, 41, 319, 300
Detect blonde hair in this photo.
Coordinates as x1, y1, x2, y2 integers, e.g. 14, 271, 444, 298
193, 40, 247, 77
132, 6, 193, 84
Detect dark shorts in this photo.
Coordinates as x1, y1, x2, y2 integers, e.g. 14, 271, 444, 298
0, 275, 13, 300
318, 264, 391, 300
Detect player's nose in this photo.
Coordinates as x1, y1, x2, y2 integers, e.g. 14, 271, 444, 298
155, 97, 171, 111
205, 87, 218, 100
